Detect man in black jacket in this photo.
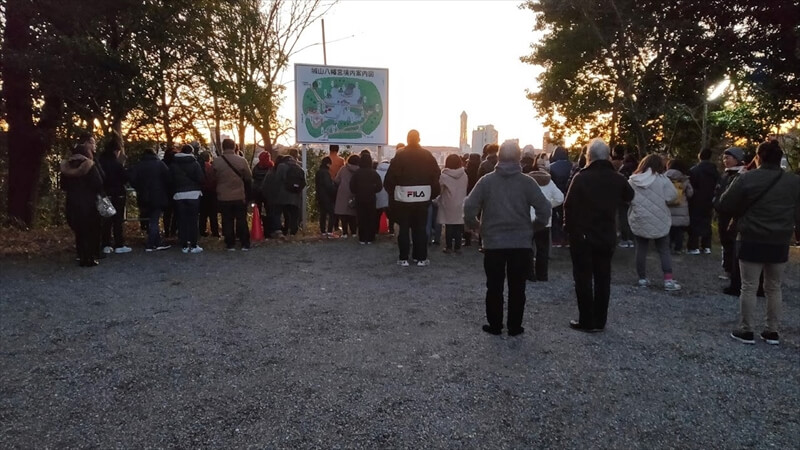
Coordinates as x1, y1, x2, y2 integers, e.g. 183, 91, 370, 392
563, 138, 634, 332
688, 148, 720, 254
129, 148, 171, 251
383, 129, 441, 267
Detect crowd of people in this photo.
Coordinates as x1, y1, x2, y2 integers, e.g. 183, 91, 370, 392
59, 130, 800, 345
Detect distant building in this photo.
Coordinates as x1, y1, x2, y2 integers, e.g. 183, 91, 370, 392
472, 124, 498, 153
460, 111, 468, 152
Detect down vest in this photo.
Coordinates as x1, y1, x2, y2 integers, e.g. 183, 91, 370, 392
628, 169, 678, 239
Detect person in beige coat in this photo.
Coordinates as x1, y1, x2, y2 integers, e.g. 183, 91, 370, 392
436, 154, 468, 253
628, 154, 680, 291
211, 138, 253, 250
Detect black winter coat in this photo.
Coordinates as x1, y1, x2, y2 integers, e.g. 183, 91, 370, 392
350, 167, 383, 207
129, 153, 171, 210
170, 153, 204, 194
564, 160, 635, 248
98, 153, 128, 197
60, 155, 104, 224
688, 160, 720, 217
315, 166, 336, 213
383, 144, 441, 206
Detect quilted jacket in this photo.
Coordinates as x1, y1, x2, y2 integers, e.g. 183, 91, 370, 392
665, 169, 694, 227
628, 169, 678, 239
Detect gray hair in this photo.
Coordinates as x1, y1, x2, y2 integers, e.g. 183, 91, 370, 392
586, 138, 610, 162
498, 140, 521, 162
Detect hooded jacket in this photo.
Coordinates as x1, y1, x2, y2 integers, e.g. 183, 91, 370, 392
564, 159, 634, 248
464, 161, 551, 249
350, 158, 383, 208
688, 160, 720, 216
528, 170, 564, 227
315, 164, 336, 213
627, 169, 678, 239
436, 167, 468, 225
334, 163, 359, 216
170, 152, 204, 199
60, 154, 104, 220
477, 153, 498, 179
273, 157, 305, 207
375, 161, 390, 209
664, 169, 694, 227
549, 147, 573, 193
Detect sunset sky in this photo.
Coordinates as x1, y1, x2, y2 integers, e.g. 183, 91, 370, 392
278, 0, 546, 150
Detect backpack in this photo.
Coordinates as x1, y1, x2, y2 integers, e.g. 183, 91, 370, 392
284, 163, 307, 193
668, 179, 684, 206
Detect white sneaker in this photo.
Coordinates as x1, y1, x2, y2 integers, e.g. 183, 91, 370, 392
114, 246, 132, 254
397, 259, 409, 267
102, 246, 113, 254
664, 280, 682, 291
416, 259, 430, 267
181, 247, 190, 254
189, 246, 203, 253
638, 279, 650, 288
687, 249, 701, 255
703, 248, 712, 254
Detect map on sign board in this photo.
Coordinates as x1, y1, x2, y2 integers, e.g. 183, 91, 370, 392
295, 64, 388, 145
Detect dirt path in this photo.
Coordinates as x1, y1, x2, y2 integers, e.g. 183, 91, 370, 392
2, 236, 798, 448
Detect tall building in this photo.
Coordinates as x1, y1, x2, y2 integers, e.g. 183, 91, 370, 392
471, 124, 498, 153
459, 111, 468, 152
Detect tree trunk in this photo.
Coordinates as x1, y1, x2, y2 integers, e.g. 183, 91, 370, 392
3, 0, 61, 228
213, 95, 222, 154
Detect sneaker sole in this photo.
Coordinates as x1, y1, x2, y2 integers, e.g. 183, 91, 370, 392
730, 333, 755, 344
760, 335, 780, 345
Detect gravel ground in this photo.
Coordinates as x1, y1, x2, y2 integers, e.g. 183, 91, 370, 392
1, 234, 799, 448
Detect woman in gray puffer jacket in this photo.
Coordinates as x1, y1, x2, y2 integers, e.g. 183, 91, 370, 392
665, 160, 694, 254
628, 154, 680, 291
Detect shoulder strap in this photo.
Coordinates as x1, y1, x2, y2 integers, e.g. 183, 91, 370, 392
739, 171, 783, 216
220, 155, 244, 180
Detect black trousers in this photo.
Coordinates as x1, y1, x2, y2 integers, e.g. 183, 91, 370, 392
319, 208, 335, 234
483, 248, 531, 331
101, 195, 126, 248
356, 204, 378, 242
199, 192, 219, 236
219, 200, 250, 249
69, 210, 101, 263
688, 215, 712, 250
530, 227, 550, 281
396, 203, 429, 261
444, 224, 464, 250
175, 198, 200, 248
339, 214, 357, 236
281, 205, 300, 235
569, 235, 614, 329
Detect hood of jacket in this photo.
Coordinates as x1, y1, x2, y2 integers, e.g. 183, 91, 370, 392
494, 161, 521, 177
629, 168, 657, 187
60, 154, 94, 177
173, 152, 198, 165
665, 169, 689, 182
376, 161, 390, 174
550, 147, 569, 162
441, 167, 465, 179
528, 170, 551, 186
346, 163, 359, 173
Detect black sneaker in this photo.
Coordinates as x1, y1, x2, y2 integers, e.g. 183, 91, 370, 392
730, 330, 755, 344
481, 324, 502, 335
760, 331, 780, 345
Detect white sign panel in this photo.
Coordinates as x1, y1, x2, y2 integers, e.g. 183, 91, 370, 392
294, 63, 388, 145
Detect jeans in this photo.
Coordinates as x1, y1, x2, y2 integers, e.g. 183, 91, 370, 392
101, 195, 126, 248
219, 200, 250, 249
175, 198, 200, 248
396, 203, 429, 261
146, 209, 163, 249
569, 235, 614, 329
738, 260, 785, 332
426, 203, 442, 244
444, 224, 464, 250
635, 235, 672, 279
483, 248, 531, 331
